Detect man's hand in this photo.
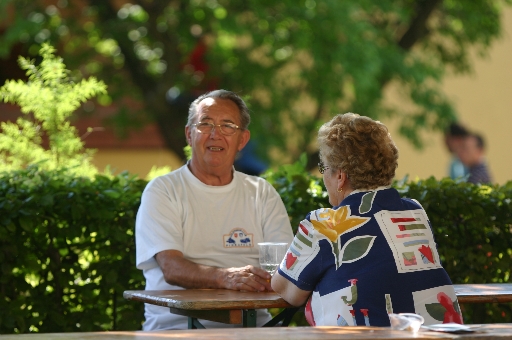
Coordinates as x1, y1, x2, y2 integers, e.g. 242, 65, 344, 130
156, 250, 273, 291
221, 265, 272, 292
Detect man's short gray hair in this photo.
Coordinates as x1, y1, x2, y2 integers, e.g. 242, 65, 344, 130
186, 89, 251, 130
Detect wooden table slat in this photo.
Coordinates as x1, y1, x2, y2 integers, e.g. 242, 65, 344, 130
453, 284, 512, 304
123, 289, 293, 310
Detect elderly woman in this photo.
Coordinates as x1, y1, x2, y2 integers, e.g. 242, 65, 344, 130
272, 113, 463, 327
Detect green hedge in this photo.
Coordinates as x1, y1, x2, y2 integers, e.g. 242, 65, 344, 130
1, 162, 511, 334
0, 166, 147, 333
395, 176, 512, 323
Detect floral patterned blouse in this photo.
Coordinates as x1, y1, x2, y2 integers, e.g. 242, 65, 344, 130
277, 187, 463, 327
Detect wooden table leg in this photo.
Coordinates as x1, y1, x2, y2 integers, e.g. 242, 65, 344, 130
188, 317, 206, 329
176, 307, 299, 328
242, 309, 257, 327
263, 307, 300, 327
170, 307, 242, 325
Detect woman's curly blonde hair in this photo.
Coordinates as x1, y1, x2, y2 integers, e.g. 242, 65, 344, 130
318, 113, 399, 189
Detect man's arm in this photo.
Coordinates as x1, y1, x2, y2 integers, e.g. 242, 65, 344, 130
155, 249, 273, 292
271, 271, 311, 306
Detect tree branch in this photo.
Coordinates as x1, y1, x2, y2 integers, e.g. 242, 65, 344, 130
398, 0, 443, 50
87, 0, 188, 159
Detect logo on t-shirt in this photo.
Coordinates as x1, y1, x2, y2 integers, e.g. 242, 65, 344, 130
223, 228, 253, 247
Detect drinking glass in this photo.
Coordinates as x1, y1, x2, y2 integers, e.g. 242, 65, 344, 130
258, 242, 289, 276
389, 313, 424, 333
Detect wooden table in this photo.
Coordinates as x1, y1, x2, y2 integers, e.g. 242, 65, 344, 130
3, 324, 512, 339
123, 289, 298, 328
123, 284, 512, 329
454, 284, 512, 304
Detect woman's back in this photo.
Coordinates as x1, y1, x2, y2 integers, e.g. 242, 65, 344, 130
279, 187, 462, 326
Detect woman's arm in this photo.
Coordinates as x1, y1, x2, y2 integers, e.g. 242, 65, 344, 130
271, 271, 312, 306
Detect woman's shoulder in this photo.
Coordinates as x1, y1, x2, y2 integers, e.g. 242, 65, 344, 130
401, 197, 425, 210
348, 187, 425, 214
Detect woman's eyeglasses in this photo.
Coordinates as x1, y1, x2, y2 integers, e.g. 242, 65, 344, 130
318, 161, 330, 174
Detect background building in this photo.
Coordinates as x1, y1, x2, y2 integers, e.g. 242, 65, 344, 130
384, 7, 511, 184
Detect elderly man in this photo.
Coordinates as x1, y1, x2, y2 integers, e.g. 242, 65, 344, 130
135, 89, 293, 330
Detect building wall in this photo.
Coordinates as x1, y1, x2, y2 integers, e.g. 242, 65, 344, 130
92, 149, 183, 179
383, 7, 512, 185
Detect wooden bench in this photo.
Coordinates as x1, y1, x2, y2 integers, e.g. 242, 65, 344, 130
2, 324, 512, 339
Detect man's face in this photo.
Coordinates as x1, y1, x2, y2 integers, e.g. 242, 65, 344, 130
185, 97, 250, 172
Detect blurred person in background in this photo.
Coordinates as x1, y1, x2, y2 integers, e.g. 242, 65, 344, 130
444, 122, 470, 180
234, 140, 268, 176
456, 133, 492, 184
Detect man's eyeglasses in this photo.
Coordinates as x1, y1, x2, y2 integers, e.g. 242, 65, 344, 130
318, 161, 330, 174
192, 122, 241, 136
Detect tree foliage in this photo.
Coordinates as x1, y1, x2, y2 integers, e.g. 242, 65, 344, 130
1, 0, 511, 166
0, 43, 107, 177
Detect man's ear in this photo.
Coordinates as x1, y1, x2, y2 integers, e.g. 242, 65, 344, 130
185, 126, 192, 145
238, 129, 250, 151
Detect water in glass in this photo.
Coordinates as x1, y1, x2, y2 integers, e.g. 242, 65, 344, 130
258, 242, 288, 276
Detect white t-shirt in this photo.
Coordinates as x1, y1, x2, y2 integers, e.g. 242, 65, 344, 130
135, 164, 294, 330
